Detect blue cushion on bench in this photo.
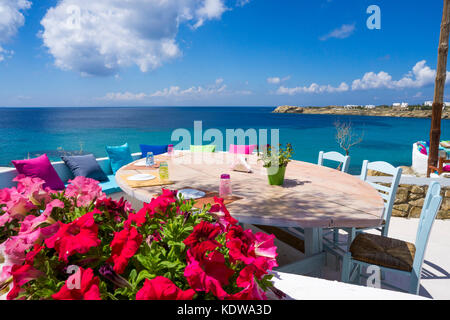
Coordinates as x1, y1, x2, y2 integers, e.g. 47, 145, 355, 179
139, 144, 168, 158
61, 154, 108, 182
106, 143, 133, 174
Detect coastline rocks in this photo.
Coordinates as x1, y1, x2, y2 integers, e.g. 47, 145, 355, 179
273, 106, 304, 113
272, 106, 450, 119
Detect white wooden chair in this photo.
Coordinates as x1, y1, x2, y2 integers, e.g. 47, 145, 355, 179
341, 181, 442, 295
358, 160, 403, 237
317, 151, 350, 173
326, 161, 402, 257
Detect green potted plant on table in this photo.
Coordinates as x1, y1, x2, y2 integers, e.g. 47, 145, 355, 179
258, 143, 293, 186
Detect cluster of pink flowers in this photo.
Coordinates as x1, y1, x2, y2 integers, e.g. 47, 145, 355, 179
183, 198, 278, 300
0, 175, 279, 300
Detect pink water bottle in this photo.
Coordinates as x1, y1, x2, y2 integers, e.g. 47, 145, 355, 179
168, 144, 174, 156
219, 174, 232, 199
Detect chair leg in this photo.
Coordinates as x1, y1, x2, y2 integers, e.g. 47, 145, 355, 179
347, 228, 356, 251
333, 228, 339, 248
355, 264, 361, 285
341, 252, 352, 283
409, 269, 421, 295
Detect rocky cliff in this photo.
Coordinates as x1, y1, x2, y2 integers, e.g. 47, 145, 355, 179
273, 105, 450, 119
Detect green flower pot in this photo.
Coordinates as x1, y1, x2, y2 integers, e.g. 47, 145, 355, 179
267, 165, 287, 186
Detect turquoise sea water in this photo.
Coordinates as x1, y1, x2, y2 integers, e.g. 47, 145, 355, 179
0, 107, 449, 174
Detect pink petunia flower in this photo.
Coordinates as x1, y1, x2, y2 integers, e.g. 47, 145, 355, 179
65, 176, 104, 207
184, 250, 234, 300
45, 211, 101, 262
209, 197, 238, 230
136, 277, 195, 300
108, 226, 143, 274
52, 267, 101, 300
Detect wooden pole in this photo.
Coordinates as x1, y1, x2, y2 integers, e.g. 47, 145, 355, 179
428, 0, 450, 177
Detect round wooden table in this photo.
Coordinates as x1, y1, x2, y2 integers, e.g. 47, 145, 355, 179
116, 151, 385, 275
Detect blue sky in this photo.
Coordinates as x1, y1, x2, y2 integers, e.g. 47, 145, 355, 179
0, 0, 446, 107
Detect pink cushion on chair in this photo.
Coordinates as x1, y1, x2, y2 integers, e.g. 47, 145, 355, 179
11, 154, 65, 190
444, 165, 450, 172
229, 144, 257, 155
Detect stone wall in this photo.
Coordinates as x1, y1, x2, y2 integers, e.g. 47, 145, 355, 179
392, 184, 450, 219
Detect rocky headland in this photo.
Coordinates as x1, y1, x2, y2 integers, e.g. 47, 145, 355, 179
273, 105, 450, 119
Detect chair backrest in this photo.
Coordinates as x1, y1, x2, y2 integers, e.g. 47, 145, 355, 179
229, 144, 257, 155
360, 160, 402, 235
190, 145, 216, 153
318, 151, 351, 173
411, 182, 442, 280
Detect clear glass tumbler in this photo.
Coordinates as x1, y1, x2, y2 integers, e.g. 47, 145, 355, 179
146, 152, 154, 166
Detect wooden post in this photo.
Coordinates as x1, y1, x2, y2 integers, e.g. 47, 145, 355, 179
428, 0, 450, 177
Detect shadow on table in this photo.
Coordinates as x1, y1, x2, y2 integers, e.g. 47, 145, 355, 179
282, 179, 312, 188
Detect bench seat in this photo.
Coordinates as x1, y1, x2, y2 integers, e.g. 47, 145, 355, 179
99, 175, 122, 195
0, 153, 141, 195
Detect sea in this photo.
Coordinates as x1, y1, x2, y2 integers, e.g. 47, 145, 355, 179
0, 106, 449, 175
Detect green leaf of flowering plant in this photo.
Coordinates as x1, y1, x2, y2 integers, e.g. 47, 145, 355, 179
0, 178, 279, 300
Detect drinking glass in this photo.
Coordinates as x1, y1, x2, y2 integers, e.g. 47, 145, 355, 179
159, 161, 169, 181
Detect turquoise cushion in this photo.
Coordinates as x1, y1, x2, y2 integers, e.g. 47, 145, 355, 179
106, 143, 133, 173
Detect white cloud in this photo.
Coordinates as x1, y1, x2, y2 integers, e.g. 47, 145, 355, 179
267, 76, 290, 84
351, 71, 393, 90
102, 92, 147, 101
276, 82, 349, 95
352, 60, 445, 90
276, 60, 445, 96
99, 79, 255, 102
150, 84, 227, 98
0, 0, 31, 61
267, 77, 281, 84
236, 0, 251, 7
40, 0, 237, 76
193, 0, 228, 29
320, 23, 355, 41
393, 60, 437, 88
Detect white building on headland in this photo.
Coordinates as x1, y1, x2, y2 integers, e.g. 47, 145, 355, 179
393, 102, 409, 108
424, 101, 450, 109
365, 105, 376, 109
344, 104, 359, 109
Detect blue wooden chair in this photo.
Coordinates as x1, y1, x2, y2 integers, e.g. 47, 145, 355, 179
341, 181, 443, 294
358, 160, 403, 237
317, 151, 350, 173
324, 160, 402, 261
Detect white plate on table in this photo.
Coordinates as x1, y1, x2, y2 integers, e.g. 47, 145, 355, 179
178, 189, 206, 200
127, 174, 156, 181
134, 160, 148, 167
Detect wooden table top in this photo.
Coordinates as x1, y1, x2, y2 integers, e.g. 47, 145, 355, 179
115, 151, 385, 229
